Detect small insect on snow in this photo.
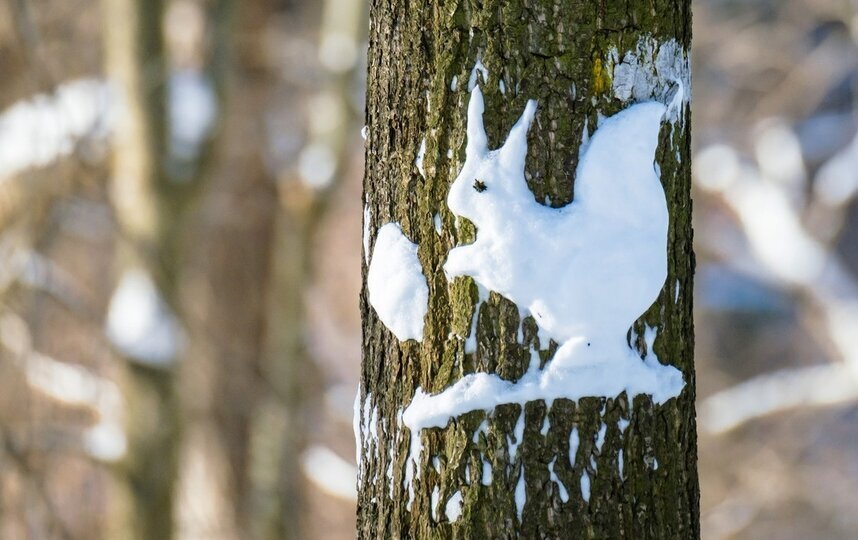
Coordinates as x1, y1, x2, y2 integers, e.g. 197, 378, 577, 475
473, 179, 487, 192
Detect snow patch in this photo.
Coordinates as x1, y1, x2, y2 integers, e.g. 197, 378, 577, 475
402, 87, 683, 443
445, 490, 464, 522
507, 409, 525, 462
301, 445, 357, 501
367, 223, 429, 341
168, 69, 216, 161
416, 138, 427, 179
481, 458, 493, 486
0, 78, 112, 179
431, 485, 441, 521
468, 59, 489, 91
595, 422, 607, 452
362, 205, 371, 264
106, 268, 182, 365
514, 467, 526, 521
580, 470, 591, 502
548, 457, 569, 503
569, 427, 580, 465
611, 38, 690, 123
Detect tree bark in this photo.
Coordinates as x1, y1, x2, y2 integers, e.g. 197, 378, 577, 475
358, 1, 697, 538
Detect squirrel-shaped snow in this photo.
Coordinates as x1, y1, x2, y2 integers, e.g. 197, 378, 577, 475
402, 85, 682, 443
445, 87, 668, 363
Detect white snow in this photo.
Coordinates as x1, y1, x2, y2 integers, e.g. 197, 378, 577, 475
540, 413, 550, 436
548, 457, 569, 503
168, 69, 216, 160
431, 485, 441, 521
481, 458, 493, 486
367, 223, 429, 341
416, 138, 427, 179
106, 268, 182, 365
514, 467, 526, 521
445, 490, 464, 522
569, 427, 580, 465
402, 87, 684, 442
580, 471, 591, 502
472, 418, 488, 443
618, 449, 624, 480
433, 213, 442, 235
298, 142, 336, 188
0, 78, 112, 179
595, 422, 607, 452
301, 445, 358, 501
451, 75, 458, 92
360, 125, 369, 140
404, 426, 424, 511
363, 205, 371, 264
463, 283, 489, 354
468, 59, 489, 91
815, 130, 858, 206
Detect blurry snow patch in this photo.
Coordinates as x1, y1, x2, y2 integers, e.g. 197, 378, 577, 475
106, 269, 182, 365
168, 69, 216, 161
301, 445, 358, 501
319, 32, 358, 73
1, 313, 126, 461
754, 119, 805, 194
814, 131, 858, 206
696, 143, 827, 287
298, 142, 336, 189
700, 363, 858, 433
367, 223, 428, 342
0, 78, 113, 179
694, 144, 740, 191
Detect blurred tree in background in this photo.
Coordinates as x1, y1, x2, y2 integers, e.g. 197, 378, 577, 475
0, 0, 857, 539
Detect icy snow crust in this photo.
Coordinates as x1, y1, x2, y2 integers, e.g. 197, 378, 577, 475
367, 223, 429, 342
403, 86, 684, 438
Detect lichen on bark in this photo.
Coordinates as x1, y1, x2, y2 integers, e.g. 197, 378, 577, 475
359, 1, 697, 538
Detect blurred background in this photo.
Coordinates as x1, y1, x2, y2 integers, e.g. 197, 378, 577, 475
0, 0, 856, 538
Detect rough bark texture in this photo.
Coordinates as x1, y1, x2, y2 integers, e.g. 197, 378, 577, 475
358, 1, 697, 539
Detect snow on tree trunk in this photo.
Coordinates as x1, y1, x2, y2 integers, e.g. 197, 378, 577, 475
358, 2, 697, 538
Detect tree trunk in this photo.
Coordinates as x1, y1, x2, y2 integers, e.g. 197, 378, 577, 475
101, 1, 179, 539
358, 1, 697, 538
